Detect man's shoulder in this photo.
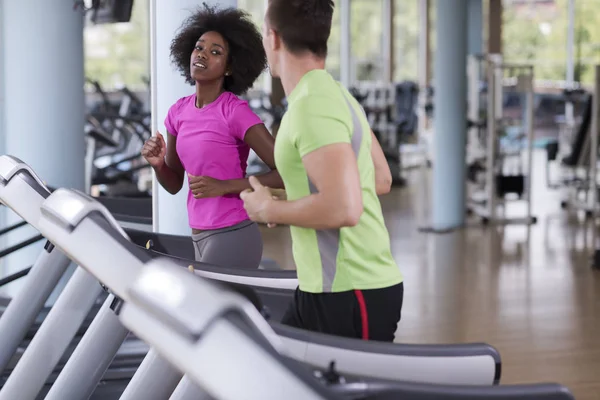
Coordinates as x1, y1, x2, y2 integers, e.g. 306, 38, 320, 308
289, 84, 350, 120
294, 71, 343, 99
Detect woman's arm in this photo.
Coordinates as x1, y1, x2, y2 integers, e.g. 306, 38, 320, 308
154, 133, 186, 195
221, 124, 284, 194
263, 142, 363, 229
370, 131, 393, 195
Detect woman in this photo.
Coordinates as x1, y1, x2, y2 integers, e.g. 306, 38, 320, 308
141, 4, 283, 268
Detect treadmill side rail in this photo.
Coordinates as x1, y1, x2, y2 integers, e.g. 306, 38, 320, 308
0, 155, 47, 190
40, 188, 128, 238
127, 259, 281, 350
119, 298, 329, 400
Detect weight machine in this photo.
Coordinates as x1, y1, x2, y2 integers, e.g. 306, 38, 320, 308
552, 67, 600, 217
466, 54, 537, 226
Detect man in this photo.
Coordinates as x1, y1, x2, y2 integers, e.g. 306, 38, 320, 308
240, 0, 404, 342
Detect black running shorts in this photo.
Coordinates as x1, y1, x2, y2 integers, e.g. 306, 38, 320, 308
281, 282, 404, 342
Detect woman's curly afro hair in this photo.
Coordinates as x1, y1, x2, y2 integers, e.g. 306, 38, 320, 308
170, 3, 267, 96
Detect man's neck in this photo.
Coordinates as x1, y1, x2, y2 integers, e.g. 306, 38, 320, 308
278, 52, 326, 98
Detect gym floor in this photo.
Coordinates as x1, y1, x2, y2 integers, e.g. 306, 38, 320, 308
260, 150, 600, 400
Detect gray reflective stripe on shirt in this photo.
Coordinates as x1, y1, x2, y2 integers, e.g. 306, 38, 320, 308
307, 93, 365, 292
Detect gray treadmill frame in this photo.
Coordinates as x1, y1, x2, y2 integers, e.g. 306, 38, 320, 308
36, 189, 319, 400
38, 189, 139, 400
32, 187, 503, 396
0, 159, 576, 396
123, 259, 576, 400
120, 259, 335, 400
0, 156, 73, 377
0, 178, 130, 400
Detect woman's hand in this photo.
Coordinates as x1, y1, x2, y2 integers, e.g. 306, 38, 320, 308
189, 175, 231, 199
141, 134, 167, 168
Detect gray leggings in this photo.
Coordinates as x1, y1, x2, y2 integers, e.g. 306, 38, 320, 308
191, 220, 263, 269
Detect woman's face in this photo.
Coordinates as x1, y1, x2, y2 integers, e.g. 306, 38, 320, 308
189, 31, 230, 83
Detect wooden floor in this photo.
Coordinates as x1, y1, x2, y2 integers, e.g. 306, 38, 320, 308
259, 151, 600, 400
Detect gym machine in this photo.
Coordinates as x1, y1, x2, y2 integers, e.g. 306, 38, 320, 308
544, 87, 588, 190
28, 187, 577, 400
0, 157, 72, 375
553, 66, 600, 218
350, 80, 421, 186
0, 155, 576, 399
0, 156, 503, 398
0, 189, 132, 399
27, 186, 502, 399
121, 259, 576, 400
31, 188, 500, 398
584, 65, 600, 268
466, 54, 537, 226
0, 156, 141, 400
122, 259, 334, 400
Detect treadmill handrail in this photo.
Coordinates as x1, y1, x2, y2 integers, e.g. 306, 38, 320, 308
271, 321, 500, 360
0, 155, 48, 191
127, 258, 284, 352
40, 188, 128, 239
31, 181, 502, 387
146, 247, 297, 279
122, 260, 575, 400
119, 298, 332, 400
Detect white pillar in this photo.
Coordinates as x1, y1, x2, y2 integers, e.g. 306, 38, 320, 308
0, 0, 6, 241
151, 0, 237, 235
0, 0, 85, 297
430, 0, 468, 231
0, 0, 5, 159
566, 0, 575, 125
467, 0, 483, 55
262, 0, 272, 94
382, 0, 393, 82
417, 0, 430, 138
339, 0, 351, 88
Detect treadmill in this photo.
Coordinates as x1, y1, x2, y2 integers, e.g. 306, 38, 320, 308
0, 156, 144, 400
121, 259, 577, 400
0, 156, 575, 399
26, 186, 577, 400
26, 187, 500, 399
0, 156, 145, 400
0, 153, 503, 395
137, 239, 503, 385
0, 156, 73, 376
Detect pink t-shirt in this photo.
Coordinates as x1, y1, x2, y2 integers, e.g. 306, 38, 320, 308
164, 91, 263, 230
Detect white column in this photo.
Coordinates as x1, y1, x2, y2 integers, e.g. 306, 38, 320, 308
339, 0, 351, 88
566, 0, 575, 125
152, 0, 237, 235
0, 0, 6, 248
0, 0, 85, 296
467, 0, 483, 55
262, 0, 272, 94
430, 0, 468, 231
417, 0, 430, 137
382, 0, 393, 82
0, 0, 5, 159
